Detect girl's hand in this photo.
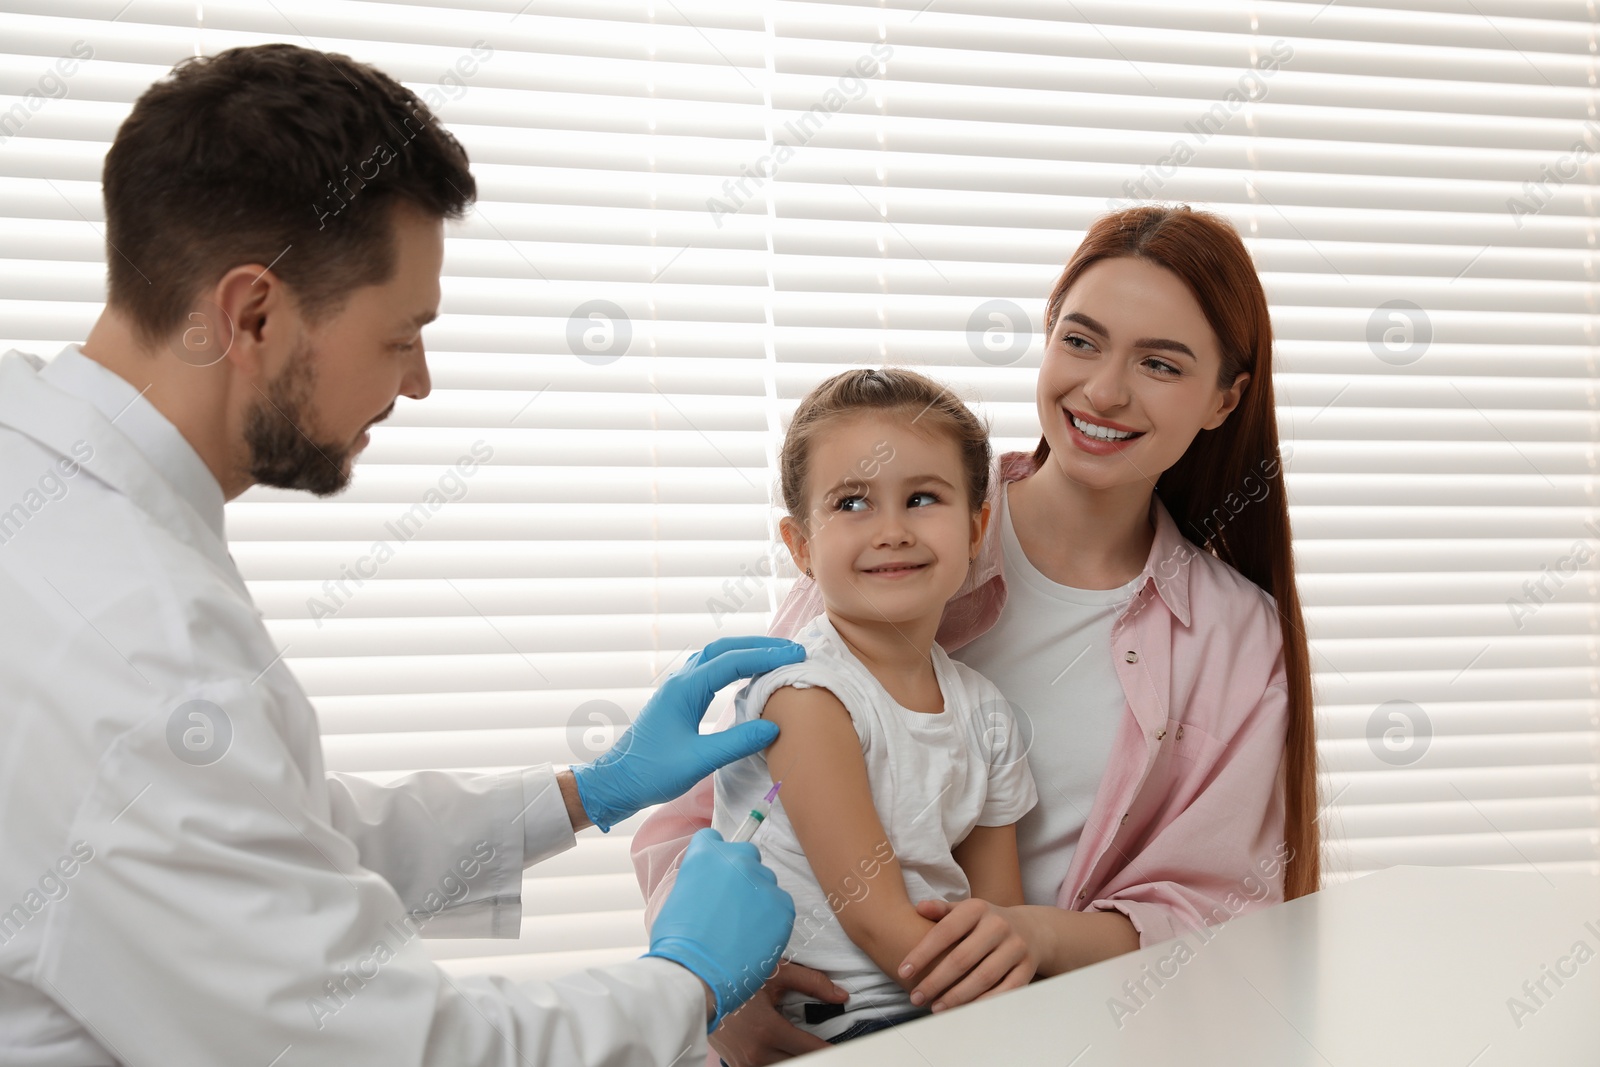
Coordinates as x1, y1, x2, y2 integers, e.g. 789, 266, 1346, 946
897, 899, 1039, 1012
709, 960, 848, 1067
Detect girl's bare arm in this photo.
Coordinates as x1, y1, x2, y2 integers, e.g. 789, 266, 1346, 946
762, 684, 946, 992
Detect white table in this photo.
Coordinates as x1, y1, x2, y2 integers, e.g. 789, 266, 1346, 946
804, 865, 1600, 1065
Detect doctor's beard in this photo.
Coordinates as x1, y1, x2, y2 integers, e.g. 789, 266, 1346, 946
243, 337, 362, 497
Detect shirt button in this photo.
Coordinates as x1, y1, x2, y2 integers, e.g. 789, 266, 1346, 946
1120, 812, 1130, 825
1176, 725, 1185, 741
1076, 890, 1087, 901
1155, 728, 1167, 740
1123, 650, 1139, 663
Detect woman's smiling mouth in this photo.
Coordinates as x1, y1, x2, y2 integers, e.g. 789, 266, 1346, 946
1065, 407, 1145, 453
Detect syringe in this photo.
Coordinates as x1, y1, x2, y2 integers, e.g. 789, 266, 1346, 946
730, 781, 782, 843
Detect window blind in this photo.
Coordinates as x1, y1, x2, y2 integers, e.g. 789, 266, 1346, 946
0, 0, 1595, 985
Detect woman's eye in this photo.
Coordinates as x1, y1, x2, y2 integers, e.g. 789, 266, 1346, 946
907, 491, 939, 507
1063, 333, 1095, 352
1143, 356, 1180, 376
834, 495, 868, 512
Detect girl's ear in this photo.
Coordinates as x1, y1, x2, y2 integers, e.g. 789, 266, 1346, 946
969, 499, 992, 559
778, 515, 811, 577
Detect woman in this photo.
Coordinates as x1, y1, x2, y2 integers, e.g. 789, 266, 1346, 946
631, 205, 1320, 1065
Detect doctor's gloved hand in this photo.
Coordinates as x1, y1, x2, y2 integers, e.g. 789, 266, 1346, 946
645, 829, 795, 1033
570, 636, 804, 831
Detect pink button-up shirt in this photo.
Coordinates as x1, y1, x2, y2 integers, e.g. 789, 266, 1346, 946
632, 450, 1291, 954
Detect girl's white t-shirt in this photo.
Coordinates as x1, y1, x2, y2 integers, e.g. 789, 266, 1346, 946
954, 485, 1139, 908
714, 612, 1037, 1040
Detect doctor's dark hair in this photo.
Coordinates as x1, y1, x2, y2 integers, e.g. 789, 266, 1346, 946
1039, 204, 1320, 901
779, 367, 991, 524
102, 43, 475, 344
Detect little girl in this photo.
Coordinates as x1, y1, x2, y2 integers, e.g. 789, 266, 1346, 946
713, 367, 1038, 1045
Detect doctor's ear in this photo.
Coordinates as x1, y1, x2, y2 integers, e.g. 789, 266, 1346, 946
183, 264, 291, 377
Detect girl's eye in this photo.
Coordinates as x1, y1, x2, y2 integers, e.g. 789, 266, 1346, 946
834, 495, 869, 512
907, 491, 939, 507
1143, 356, 1181, 376
1063, 333, 1095, 352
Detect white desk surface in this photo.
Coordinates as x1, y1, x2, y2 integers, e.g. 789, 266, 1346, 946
804, 865, 1600, 1066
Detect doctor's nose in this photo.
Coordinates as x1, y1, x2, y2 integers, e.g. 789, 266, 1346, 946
401, 342, 431, 402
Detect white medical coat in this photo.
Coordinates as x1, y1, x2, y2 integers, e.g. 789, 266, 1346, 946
0, 346, 706, 1066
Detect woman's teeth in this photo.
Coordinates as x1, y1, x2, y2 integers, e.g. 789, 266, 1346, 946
1071, 414, 1139, 441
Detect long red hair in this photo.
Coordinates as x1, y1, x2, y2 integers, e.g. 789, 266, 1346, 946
1035, 205, 1320, 899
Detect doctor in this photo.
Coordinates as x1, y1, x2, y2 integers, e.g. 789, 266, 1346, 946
0, 43, 800, 1067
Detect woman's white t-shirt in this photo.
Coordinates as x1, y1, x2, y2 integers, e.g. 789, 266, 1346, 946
714, 612, 1037, 1040
954, 485, 1139, 907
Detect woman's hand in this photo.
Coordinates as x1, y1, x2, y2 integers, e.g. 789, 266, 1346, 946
896, 899, 1039, 1012
709, 960, 848, 1067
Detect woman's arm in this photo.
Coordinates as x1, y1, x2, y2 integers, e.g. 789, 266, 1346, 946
951, 824, 1023, 908
895, 824, 1032, 1010
896, 669, 1293, 1011
761, 684, 941, 991
630, 775, 712, 928
898, 900, 1139, 1011
895, 826, 1136, 1013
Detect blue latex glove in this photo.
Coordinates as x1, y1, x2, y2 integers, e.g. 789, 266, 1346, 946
571, 635, 805, 831
645, 828, 795, 1032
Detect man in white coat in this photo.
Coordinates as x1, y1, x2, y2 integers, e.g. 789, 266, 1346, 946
0, 43, 803, 1066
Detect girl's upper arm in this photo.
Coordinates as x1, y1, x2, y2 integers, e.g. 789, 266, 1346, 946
761, 685, 934, 983
951, 823, 1024, 907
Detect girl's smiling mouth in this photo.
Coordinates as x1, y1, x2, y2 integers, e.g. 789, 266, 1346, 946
860, 561, 931, 577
